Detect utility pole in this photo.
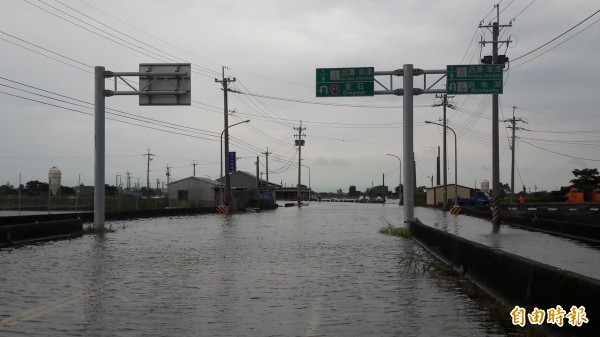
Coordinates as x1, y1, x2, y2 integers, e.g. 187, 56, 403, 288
436, 146, 440, 186
262, 147, 271, 182
126, 171, 131, 193
156, 178, 160, 197
143, 149, 155, 198
256, 156, 260, 199
504, 106, 526, 197
480, 4, 511, 232
192, 160, 197, 177
215, 67, 236, 208
294, 121, 306, 206
434, 94, 449, 210
165, 165, 171, 186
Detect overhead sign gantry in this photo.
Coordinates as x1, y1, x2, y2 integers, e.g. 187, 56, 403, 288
94, 63, 191, 228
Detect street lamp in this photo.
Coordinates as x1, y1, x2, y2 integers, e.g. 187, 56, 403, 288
425, 120, 458, 204
302, 164, 311, 203
221, 120, 250, 178
386, 154, 402, 205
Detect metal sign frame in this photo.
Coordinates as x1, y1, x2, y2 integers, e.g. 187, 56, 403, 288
93, 63, 191, 228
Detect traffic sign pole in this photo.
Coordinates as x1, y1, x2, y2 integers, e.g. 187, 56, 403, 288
403, 64, 414, 223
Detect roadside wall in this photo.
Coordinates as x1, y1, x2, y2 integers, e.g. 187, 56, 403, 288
460, 206, 600, 243
410, 220, 599, 335
0, 219, 83, 247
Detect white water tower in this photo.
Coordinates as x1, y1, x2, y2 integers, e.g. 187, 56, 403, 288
481, 180, 490, 193
48, 166, 62, 196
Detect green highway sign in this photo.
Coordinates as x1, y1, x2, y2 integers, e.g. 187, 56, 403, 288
316, 67, 374, 97
446, 65, 503, 95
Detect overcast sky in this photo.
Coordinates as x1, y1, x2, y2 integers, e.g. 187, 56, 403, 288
1, 0, 599, 193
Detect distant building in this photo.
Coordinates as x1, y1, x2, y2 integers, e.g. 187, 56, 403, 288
216, 171, 281, 207
370, 185, 389, 197
77, 184, 94, 195
277, 185, 311, 201
167, 177, 220, 208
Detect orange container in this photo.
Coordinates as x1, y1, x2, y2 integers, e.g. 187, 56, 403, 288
592, 189, 600, 202
567, 187, 585, 202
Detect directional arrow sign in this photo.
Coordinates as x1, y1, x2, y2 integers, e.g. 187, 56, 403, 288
316, 67, 374, 97
447, 65, 503, 95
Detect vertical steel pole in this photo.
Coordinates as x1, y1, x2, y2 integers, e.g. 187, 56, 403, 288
94, 66, 105, 228
403, 64, 414, 223
442, 95, 448, 210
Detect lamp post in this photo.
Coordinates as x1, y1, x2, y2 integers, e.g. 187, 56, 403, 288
386, 154, 402, 205
115, 173, 120, 213
425, 121, 458, 203
302, 164, 311, 203
221, 120, 250, 178
221, 119, 250, 207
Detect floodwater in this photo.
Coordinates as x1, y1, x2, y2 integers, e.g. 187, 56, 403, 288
1, 203, 518, 336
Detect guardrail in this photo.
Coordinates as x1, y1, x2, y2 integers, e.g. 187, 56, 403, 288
501, 202, 600, 212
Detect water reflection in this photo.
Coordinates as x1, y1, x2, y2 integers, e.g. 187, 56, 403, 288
85, 235, 111, 335
1, 203, 520, 336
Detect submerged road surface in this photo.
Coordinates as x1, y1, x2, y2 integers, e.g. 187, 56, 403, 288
2, 203, 521, 336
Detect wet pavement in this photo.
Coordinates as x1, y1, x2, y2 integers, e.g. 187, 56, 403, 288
1, 203, 517, 336
414, 207, 600, 280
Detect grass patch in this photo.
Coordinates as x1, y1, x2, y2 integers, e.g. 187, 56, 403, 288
397, 242, 550, 337
379, 224, 411, 238
83, 225, 114, 235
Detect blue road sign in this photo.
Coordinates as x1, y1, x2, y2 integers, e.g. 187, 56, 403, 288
228, 151, 236, 173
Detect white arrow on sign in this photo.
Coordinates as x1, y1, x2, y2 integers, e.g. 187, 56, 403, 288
319, 85, 328, 95
448, 83, 456, 92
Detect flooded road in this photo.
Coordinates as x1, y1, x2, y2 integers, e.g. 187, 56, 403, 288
1, 203, 516, 336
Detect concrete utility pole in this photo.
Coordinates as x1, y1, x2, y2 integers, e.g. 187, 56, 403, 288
426, 121, 457, 204
504, 106, 526, 197
165, 165, 171, 185
143, 149, 155, 198
294, 121, 306, 206
262, 147, 271, 182
434, 94, 449, 210
215, 67, 236, 208
436, 146, 440, 186
126, 171, 131, 192
480, 4, 511, 232
192, 160, 197, 177
256, 156, 260, 199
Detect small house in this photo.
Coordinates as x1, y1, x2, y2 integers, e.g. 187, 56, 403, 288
167, 177, 220, 208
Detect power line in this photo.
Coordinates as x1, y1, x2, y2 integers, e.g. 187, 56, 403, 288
230, 90, 430, 109
512, 9, 600, 63
521, 140, 600, 162
75, 0, 223, 70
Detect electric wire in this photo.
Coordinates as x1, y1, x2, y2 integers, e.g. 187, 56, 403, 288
511, 9, 600, 63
